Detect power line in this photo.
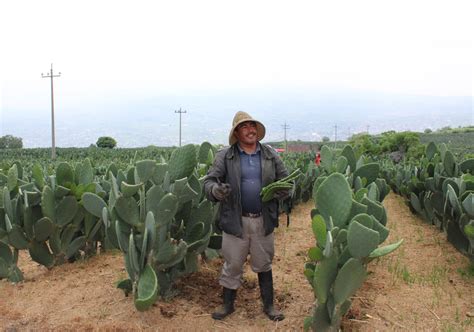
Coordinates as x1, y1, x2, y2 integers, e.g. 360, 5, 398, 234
174, 108, 187, 147
42, 63, 61, 160
282, 122, 290, 153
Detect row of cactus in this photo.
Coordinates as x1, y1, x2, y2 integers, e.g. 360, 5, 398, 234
382, 142, 474, 261
0, 142, 220, 310
0, 158, 104, 281
304, 146, 402, 331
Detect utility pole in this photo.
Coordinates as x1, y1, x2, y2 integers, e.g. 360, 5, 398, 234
334, 124, 338, 149
282, 122, 290, 153
42, 63, 61, 160
174, 108, 187, 147
366, 125, 370, 135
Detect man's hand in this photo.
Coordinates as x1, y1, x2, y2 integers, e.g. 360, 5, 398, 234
212, 183, 232, 201
273, 189, 289, 201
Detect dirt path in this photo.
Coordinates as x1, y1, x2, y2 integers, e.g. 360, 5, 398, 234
1, 193, 472, 331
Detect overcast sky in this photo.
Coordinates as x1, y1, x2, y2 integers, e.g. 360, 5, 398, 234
0, 0, 473, 146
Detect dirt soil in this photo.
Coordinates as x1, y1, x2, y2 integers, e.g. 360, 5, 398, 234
1, 193, 473, 331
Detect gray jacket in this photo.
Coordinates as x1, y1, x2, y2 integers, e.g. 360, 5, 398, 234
204, 143, 289, 237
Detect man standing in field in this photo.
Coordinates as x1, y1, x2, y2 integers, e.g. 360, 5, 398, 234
204, 111, 289, 321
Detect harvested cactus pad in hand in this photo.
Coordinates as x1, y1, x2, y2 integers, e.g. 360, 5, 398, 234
260, 168, 302, 202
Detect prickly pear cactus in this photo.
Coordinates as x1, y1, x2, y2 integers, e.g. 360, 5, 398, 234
306, 165, 402, 331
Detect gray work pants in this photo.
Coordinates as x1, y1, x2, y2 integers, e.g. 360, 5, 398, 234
219, 216, 275, 290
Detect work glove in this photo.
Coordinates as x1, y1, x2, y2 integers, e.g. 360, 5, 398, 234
212, 183, 232, 201
273, 189, 289, 201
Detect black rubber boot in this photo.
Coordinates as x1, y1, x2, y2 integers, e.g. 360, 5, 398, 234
258, 270, 285, 321
212, 287, 236, 320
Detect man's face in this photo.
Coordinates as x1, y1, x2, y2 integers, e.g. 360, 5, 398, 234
235, 121, 258, 146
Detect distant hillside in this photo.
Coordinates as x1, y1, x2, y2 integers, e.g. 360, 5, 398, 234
268, 127, 474, 157
420, 129, 474, 156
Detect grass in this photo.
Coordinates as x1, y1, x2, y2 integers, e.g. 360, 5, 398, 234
456, 263, 474, 280
442, 315, 474, 332
388, 260, 449, 286
387, 258, 414, 285
415, 227, 424, 243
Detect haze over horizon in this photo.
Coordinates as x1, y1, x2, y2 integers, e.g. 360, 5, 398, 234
1, 0, 473, 147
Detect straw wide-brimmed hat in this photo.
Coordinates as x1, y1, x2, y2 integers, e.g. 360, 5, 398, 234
228, 111, 266, 145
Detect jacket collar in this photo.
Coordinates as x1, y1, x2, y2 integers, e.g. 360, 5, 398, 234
226, 142, 274, 160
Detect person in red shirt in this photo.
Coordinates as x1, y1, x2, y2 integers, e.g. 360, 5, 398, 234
315, 152, 321, 166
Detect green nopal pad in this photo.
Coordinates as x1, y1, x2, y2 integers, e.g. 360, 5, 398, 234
361, 197, 386, 225
371, 217, 389, 244
313, 253, 338, 305
56, 196, 79, 226
333, 258, 367, 305
347, 221, 379, 258
346, 199, 368, 224
34, 217, 54, 242
460, 159, 474, 174
32, 163, 45, 190
56, 162, 74, 187
7, 164, 18, 191
135, 264, 159, 311
155, 239, 188, 269
443, 150, 457, 177
0, 242, 13, 265
341, 145, 356, 173
410, 192, 423, 215
152, 164, 169, 185
135, 160, 157, 183
41, 186, 56, 222
168, 145, 197, 182
172, 178, 199, 204
316, 174, 352, 228
29, 241, 54, 268
369, 239, 404, 259
425, 142, 438, 161
311, 215, 327, 248
120, 182, 142, 198
156, 193, 179, 227
447, 184, 462, 216
115, 196, 140, 226
336, 156, 348, 174
320, 145, 334, 172
8, 225, 29, 250
3, 187, 13, 222
75, 158, 94, 185
198, 142, 213, 164
308, 246, 324, 261
349, 213, 373, 228
146, 185, 165, 221
462, 193, 474, 217
82, 192, 106, 219
353, 163, 380, 186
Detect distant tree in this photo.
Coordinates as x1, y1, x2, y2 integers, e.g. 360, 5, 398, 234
96, 136, 117, 149
349, 133, 380, 156
424, 128, 432, 134
0, 135, 23, 149
322, 136, 330, 143
378, 131, 420, 153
